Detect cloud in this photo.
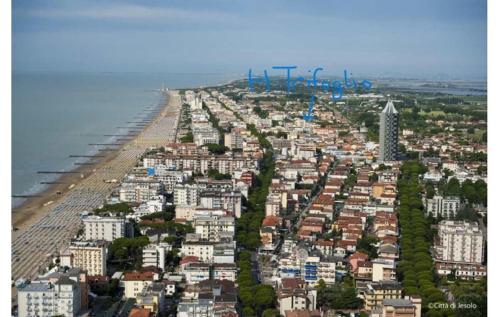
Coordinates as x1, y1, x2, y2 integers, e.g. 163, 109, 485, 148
21, 3, 234, 22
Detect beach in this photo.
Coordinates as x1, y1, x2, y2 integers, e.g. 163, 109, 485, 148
11, 90, 182, 282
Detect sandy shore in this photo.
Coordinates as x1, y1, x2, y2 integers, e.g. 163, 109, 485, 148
11, 90, 182, 282
12, 147, 126, 234
11, 92, 177, 236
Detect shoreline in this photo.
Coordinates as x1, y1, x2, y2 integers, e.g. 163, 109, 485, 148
12, 149, 122, 234
11, 90, 181, 282
11, 91, 169, 239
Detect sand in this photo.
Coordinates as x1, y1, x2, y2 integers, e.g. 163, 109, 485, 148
12, 149, 124, 234
11, 90, 179, 241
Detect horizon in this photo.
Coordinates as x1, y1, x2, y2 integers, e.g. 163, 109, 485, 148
11, 70, 488, 82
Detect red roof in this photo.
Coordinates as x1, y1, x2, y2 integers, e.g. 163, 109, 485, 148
129, 308, 152, 317
281, 277, 304, 289
262, 215, 281, 227
180, 256, 199, 266
349, 251, 369, 261
315, 194, 334, 205
315, 239, 334, 247
123, 271, 155, 282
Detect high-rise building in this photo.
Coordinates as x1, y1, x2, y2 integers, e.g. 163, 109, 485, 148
60, 240, 108, 276
17, 276, 82, 317
378, 100, 399, 162
142, 243, 172, 271
425, 195, 461, 218
434, 220, 484, 264
82, 215, 133, 242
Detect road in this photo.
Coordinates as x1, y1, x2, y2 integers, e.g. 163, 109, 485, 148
292, 159, 337, 231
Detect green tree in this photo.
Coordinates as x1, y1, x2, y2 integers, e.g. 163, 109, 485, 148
262, 309, 279, 317
254, 284, 276, 310
242, 306, 255, 317
315, 279, 327, 308
206, 143, 228, 155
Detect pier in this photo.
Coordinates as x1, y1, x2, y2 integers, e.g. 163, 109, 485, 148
69, 155, 105, 158
37, 171, 79, 174
88, 143, 123, 146
97, 148, 118, 152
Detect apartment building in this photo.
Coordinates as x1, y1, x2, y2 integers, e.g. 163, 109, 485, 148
372, 258, 397, 282
82, 215, 132, 242
425, 195, 461, 218
177, 279, 238, 317
119, 178, 163, 203
136, 282, 166, 316
17, 277, 82, 317
60, 240, 108, 276
380, 297, 422, 317
199, 190, 242, 218
302, 256, 336, 285
153, 167, 188, 193
194, 215, 235, 242
142, 243, 172, 271
182, 262, 211, 284
212, 263, 237, 282
123, 271, 157, 299
434, 220, 484, 264
181, 233, 236, 264
277, 278, 317, 316
361, 281, 403, 311
174, 183, 200, 206
224, 129, 244, 150
164, 153, 258, 175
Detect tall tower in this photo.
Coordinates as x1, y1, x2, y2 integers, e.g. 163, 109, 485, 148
378, 100, 399, 162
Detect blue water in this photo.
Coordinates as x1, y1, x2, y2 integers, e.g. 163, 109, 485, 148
12, 72, 237, 207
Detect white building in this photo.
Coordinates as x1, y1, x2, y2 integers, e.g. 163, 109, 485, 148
142, 243, 172, 271
119, 178, 163, 203
130, 197, 166, 220
194, 215, 235, 242
224, 129, 244, 150
154, 167, 188, 193
180, 239, 214, 263
182, 262, 211, 284
164, 280, 176, 296
174, 183, 200, 206
82, 215, 132, 242
372, 258, 397, 282
180, 235, 235, 264
175, 205, 198, 221
425, 195, 461, 218
199, 191, 242, 218
277, 279, 317, 317
213, 263, 237, 282
17, 278, 82, 317
60, 240, 108, 276
302, 256, 336, 285
123, 271, 157, 299
435, 220, 484, 264
213, 243, 236, 264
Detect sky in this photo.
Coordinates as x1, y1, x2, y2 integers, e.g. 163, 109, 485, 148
12, 0, 487, 79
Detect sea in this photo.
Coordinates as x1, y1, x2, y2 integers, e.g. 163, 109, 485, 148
12, 72, 238, 208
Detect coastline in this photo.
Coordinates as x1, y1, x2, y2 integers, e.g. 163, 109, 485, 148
12, 149, 124, 234
11, 93, 171, 235
11, 90, 182, 283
